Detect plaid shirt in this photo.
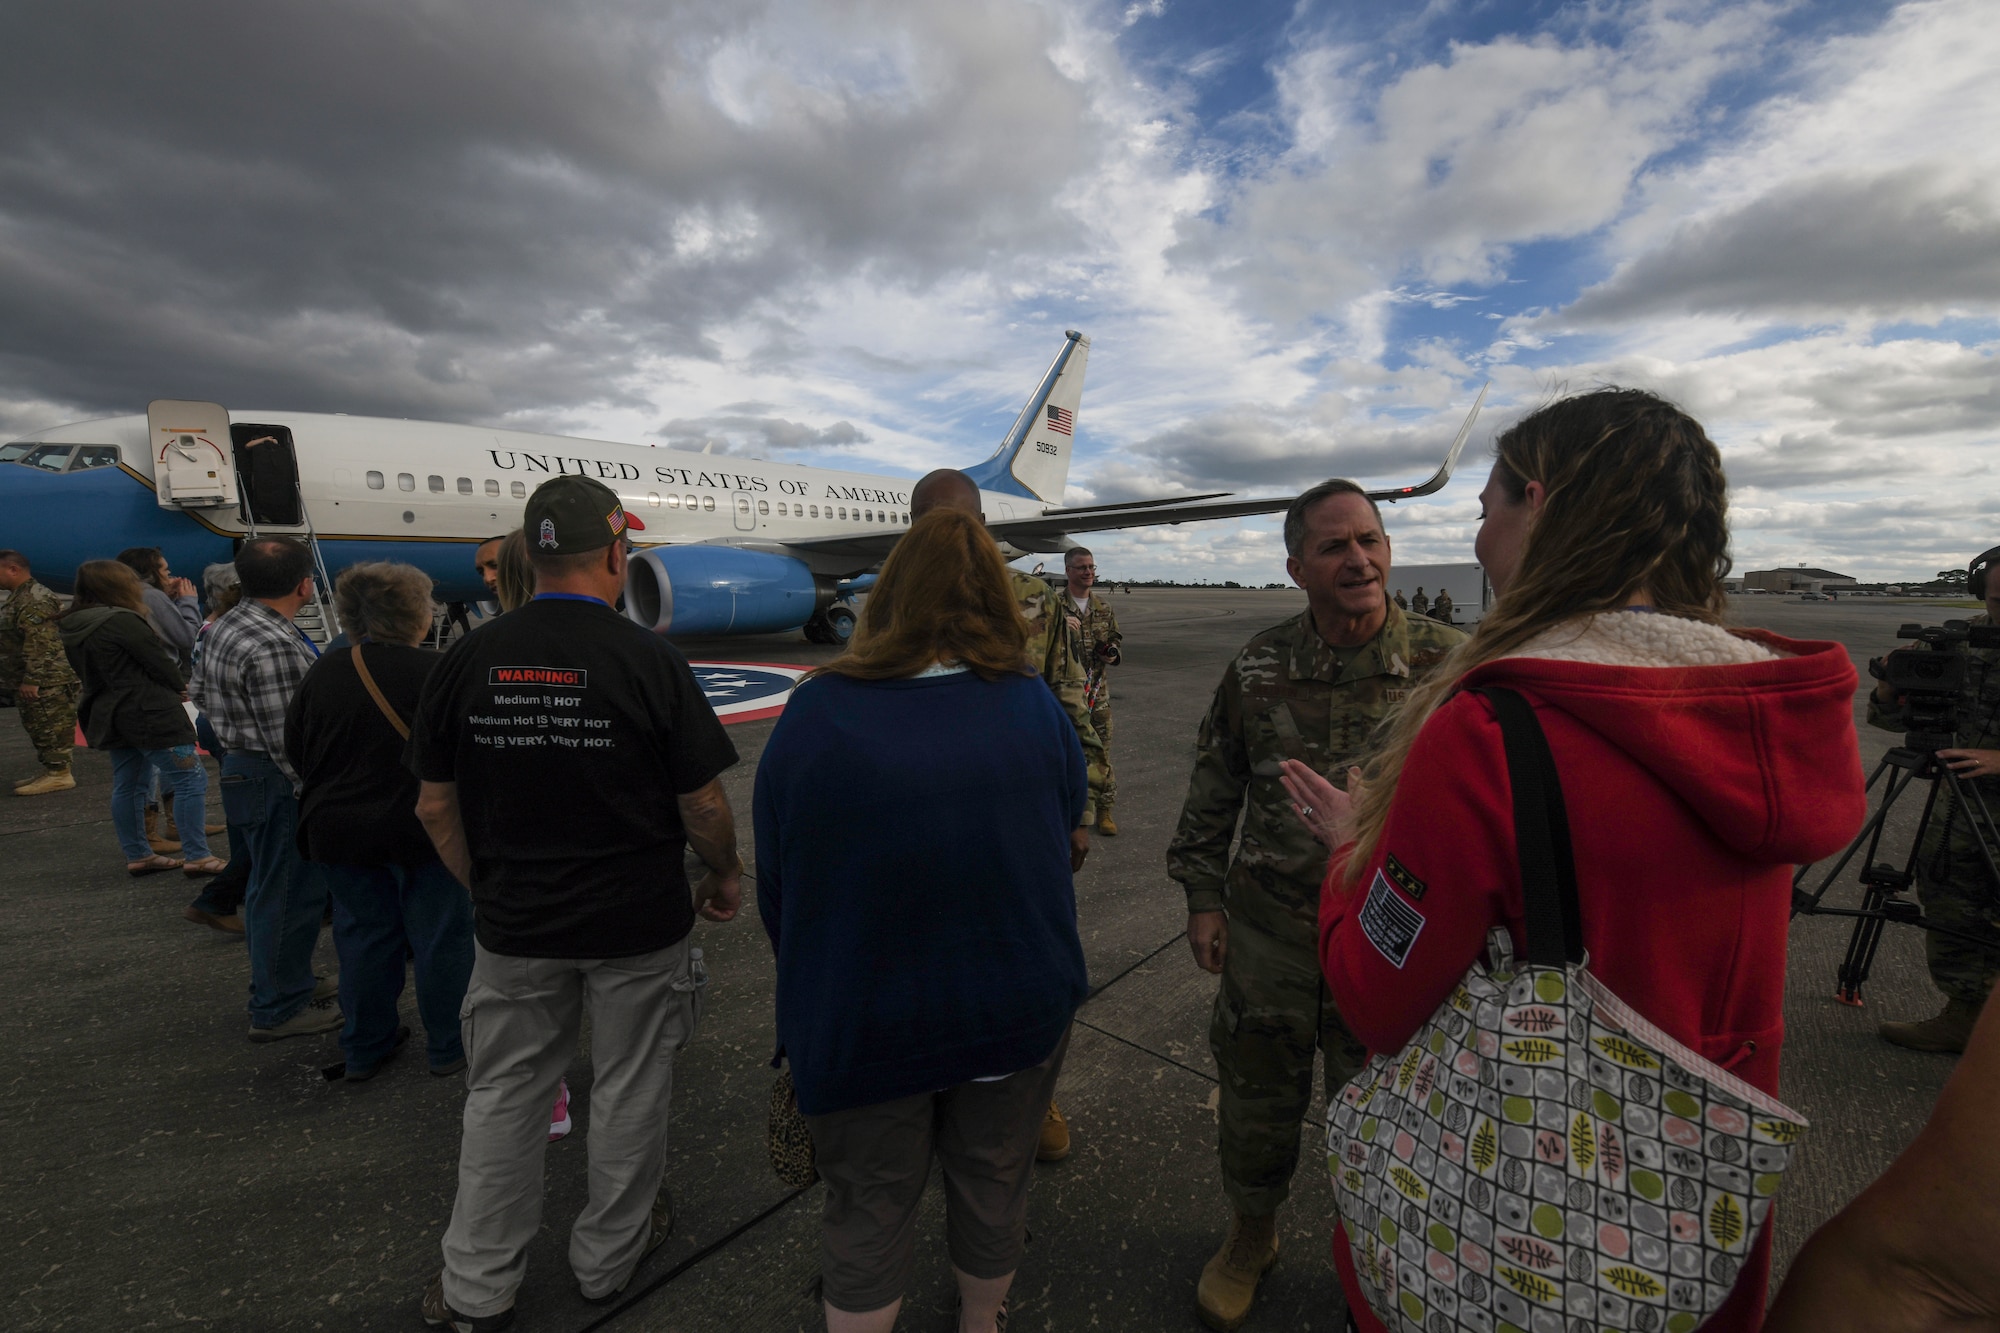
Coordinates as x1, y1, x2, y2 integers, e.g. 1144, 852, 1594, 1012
189, 598, 319, 787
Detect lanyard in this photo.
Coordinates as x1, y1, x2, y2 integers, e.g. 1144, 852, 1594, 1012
533, 593, 610, 607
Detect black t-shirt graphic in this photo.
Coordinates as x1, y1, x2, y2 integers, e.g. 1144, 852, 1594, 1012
408, 596, 738, 959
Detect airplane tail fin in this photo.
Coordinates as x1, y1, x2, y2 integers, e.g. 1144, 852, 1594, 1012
963, 330, 1088, 503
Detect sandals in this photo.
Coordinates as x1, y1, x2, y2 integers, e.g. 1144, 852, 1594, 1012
182, 856, 229, 878
127, 854, 185, 877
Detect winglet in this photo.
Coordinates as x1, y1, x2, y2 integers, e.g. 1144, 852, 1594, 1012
1366, 381, 1488, 503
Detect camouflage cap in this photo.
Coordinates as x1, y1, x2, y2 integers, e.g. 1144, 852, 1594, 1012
523, 475, 637, 555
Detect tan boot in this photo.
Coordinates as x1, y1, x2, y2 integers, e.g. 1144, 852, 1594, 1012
1197, 1212, 1279, 1331
146, 806, 181, 854
1037, 1100, 1071, 1162
1880, 997, 1982, 1054
1095, 811, 1119, 836
14, 767, 75, 796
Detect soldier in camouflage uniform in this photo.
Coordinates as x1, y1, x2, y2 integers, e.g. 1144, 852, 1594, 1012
1868, 568, 2000, 1054
0, 550, 81, 795
1168, 481, 1464, 1330
1062, 547, 1123, 833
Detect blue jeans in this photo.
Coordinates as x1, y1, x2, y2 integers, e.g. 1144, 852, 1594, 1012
323, 859, 475, 1073
220, 752, 326, 1028
109, 746, 211, 862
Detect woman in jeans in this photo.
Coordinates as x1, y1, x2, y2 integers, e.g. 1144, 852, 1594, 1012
1288, 389, 1867, 1332
58, 560, 223, 876
755, 508, 1089, 1333
284, 562, 474, 1081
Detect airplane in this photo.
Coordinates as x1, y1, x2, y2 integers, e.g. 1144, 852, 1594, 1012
0, 331, 1485, 643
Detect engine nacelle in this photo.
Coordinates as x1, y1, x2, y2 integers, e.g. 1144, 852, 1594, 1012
624, 545, 820, 637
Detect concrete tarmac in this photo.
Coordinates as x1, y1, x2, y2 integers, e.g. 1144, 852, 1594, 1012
0, 589, 1972, 1331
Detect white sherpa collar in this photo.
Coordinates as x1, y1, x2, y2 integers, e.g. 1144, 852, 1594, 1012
1508, 612, 1782, 669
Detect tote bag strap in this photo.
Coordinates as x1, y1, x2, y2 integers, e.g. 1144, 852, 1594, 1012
351, 644, 412, 741
1473, 686, 1583, 968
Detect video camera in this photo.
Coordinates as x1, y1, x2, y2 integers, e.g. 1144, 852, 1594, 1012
1869, 620, 1999, 754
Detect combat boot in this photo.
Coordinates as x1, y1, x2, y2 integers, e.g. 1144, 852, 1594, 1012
1037, 1100, 1071, 1162
1095, 811, 1119, 836
1880, 997, 1983, 1054
14, 767, 75, 796
1196, 1212, 1279, 1331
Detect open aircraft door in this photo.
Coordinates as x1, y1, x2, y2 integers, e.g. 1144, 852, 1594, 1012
147, 400, 238, 509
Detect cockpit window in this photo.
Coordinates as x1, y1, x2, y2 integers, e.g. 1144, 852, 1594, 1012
0, 442, 33, 465
70, 446, 120, 471
21, 444, 74, 472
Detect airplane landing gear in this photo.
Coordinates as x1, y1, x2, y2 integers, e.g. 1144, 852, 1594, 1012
803, 603, 858, 645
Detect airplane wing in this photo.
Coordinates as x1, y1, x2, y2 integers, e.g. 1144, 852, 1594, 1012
747, 384, 1485, 565
990, 383, 1485, 550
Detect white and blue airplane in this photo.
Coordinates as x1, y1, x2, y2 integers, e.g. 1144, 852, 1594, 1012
0, 331, 1482, 641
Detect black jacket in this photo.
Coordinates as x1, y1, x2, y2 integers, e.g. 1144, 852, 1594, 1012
285, 642, 442, 866
59, 606, 196, 751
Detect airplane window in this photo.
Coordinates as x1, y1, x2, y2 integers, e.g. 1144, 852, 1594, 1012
70, 446, 120, 471
809, 505, 819, 518
367, 471, 385, 489
840, 507, 849, 520
666, 494, 680, 509
23, 444, 73, 471
647, 492, 660, 507
758, 500, 769, 515
736, 496, 751, 514
685, 494, 697, 510
456, 477, 472, 495
428, 475, 444, 493
701, 495, 715, 512
510, 480, 525, 498
0, 442, 31, 464
398, 473, 415, 491
485, 479, 500, 497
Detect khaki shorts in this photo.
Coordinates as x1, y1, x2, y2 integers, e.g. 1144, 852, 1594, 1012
805, 1029, 1070, 1314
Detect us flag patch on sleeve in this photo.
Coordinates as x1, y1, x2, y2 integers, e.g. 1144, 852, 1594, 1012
1358, 869, 1426, 969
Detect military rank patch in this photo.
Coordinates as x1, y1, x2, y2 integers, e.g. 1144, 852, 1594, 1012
1358, 869, 1426, 969
1384, 853, 1426, 901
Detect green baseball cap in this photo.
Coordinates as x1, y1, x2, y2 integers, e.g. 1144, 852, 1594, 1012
523, 475, 637, 555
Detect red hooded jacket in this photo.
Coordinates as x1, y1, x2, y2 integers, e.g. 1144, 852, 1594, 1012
1320, 625, 1866, 1333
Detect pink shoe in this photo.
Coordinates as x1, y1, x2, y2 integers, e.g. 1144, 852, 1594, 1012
549, 1078, 573, 1142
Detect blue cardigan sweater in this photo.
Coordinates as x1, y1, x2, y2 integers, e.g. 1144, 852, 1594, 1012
754, 668, 1089, 1116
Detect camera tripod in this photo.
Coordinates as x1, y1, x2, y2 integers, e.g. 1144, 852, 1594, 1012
1790, 740, 2000, 1005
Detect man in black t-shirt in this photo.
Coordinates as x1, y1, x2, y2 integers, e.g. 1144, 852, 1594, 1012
411, 475, 741, 1328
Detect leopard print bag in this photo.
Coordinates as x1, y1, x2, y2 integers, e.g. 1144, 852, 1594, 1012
768, 1067, 819, 1189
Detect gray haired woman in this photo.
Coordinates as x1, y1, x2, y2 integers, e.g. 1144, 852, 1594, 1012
283, 563, 473, 1080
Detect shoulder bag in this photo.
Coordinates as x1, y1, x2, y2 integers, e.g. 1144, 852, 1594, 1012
1326, 686, 1807, 1333
351, 645, 410, 740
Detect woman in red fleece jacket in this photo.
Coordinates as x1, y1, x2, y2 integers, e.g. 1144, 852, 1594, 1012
1288, 389, 1867, 1333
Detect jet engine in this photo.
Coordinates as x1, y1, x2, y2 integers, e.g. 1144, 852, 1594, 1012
624, 545, 823, 637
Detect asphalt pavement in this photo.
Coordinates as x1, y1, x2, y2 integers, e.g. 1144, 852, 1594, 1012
0, 589, 1971, 1331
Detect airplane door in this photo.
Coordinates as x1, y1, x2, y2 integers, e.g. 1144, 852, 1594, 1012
732, 492, 756, 531
231, 424, 305, 526
146, 400, 238, 509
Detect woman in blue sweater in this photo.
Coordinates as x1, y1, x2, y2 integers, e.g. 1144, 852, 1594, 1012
756, 507, 1089, 1333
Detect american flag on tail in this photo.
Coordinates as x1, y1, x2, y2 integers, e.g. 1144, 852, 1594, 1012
1045, 404, 1074, 436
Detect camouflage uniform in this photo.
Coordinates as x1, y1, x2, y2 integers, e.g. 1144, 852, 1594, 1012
1168, 604, 1464, 1216
1431, 589, 1454, 624
1012, 570, 1108, 823
1867, 611, 2000, 1003
0, 579, 81, 772
1066, 590, 1122, 817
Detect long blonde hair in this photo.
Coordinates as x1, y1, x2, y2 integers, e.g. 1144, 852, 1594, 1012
813, 508, 1030, 682
1343, 387, 1732, 884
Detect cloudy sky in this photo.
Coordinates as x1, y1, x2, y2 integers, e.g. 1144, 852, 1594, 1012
3, 0, 1994, 581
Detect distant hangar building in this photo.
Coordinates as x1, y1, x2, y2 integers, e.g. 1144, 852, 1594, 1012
1743, 566, 1859, 593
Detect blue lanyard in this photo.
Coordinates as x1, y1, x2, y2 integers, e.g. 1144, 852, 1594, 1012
533, 592, 610, 607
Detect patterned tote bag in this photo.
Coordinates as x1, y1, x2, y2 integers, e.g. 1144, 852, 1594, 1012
1325, 687, 1808, 1333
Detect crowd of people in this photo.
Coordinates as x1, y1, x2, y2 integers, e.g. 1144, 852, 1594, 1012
2, 385, 1996, 1332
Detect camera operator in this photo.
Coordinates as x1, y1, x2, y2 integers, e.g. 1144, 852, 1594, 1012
1869, 551, 2000, 1054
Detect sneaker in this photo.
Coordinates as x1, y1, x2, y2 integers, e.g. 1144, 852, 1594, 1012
549, 1079, 573, 1142
13, 768, 75, 796
420, 1272, 515, 1332
183, 904, 244, 935
579, 1190, 674, 1304
344, 1025, 411, 1082
312, 974, 339, 1002
248, 998, 342, 1043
